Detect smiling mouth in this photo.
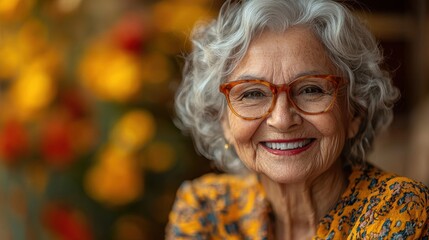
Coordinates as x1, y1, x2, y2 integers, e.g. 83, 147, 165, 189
263, 139, 315, 151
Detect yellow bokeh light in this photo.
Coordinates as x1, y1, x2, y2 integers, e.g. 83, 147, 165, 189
0, 33, 23, 79
10, 64, 56, 119
103, 54, 141, 100
84, 145, 143, 207
0, 0, 35, 21
0, 0, 20, 11
111, 110, 156, 152
152, 2, 214, 35
0, 20, 52, 80
79, 42, 142, 102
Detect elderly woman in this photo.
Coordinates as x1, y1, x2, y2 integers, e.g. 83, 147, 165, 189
167, 0, 429, 239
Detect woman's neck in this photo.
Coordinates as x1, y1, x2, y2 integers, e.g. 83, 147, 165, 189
259, 160, 348, 240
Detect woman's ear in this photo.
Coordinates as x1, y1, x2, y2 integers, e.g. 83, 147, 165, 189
347, 114, 362, 139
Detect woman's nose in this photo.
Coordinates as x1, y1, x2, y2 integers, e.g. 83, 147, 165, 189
266, 93, 303, 131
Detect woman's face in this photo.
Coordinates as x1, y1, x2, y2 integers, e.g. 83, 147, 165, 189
222, 27, 360, 183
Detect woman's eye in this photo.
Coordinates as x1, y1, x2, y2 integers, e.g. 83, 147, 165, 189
241, 90, 266, 99
300, 85, 325, 95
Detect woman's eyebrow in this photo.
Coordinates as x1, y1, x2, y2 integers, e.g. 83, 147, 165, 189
234, 74, 267, 81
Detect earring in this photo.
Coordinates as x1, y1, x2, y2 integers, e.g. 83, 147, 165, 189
220, 141, 245, 173
224, 143, 230, 150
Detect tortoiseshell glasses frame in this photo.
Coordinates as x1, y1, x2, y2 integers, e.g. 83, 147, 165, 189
219, 74, 344, 120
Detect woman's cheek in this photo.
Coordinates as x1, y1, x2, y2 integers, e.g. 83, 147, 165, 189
228, 118, 262, 170
320, 137, 344, 162
229, 119, 261, 145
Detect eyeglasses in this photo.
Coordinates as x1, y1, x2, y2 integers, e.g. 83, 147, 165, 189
219, 75, 344, 120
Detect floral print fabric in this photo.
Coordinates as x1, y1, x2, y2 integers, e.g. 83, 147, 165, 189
166, 164, 429, 239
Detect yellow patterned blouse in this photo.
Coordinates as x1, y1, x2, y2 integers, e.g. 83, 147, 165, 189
166, 164, 429, 239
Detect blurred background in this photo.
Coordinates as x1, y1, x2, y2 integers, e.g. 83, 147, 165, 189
0, 0, 427, 239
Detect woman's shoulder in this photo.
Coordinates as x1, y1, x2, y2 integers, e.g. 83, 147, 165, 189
319, 163, 429, 238
349, 163, 429, 199
166, 172, 270, 239
345, 163, 429, 238
176, 172, 261, 201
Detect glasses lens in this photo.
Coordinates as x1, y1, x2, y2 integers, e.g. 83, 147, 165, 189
290, 77, 337, 113
228, 82, 273, 119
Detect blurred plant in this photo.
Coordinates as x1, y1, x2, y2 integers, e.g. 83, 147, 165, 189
0, 0, 218, 239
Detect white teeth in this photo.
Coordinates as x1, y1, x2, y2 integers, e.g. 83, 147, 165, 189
264, 139, 312, 150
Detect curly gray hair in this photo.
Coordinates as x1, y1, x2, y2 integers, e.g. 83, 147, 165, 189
175, 0, 400, 172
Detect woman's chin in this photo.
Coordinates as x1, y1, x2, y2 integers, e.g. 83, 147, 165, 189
259, 168, 311, 184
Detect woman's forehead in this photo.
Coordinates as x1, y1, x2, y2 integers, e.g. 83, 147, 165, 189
229, 28, 336, 82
